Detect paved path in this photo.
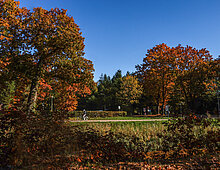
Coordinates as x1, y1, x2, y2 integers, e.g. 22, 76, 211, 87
69, 119, 168, 123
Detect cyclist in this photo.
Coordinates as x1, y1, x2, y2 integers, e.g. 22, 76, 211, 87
82, 109, 87, 120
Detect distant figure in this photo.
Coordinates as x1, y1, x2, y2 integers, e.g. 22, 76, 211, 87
147, 107, 151, 114
143, 107, 146, 115
83, 109, 87, 120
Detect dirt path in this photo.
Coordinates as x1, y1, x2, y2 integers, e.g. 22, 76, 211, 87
69, 119, 168, 123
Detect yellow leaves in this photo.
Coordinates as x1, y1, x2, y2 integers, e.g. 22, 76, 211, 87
117, 75, 143, 105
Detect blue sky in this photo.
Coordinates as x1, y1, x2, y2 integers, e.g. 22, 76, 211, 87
19, 0, 220, 81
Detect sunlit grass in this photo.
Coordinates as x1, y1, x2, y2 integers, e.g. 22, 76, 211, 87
70, 119, 219, 147
69, 116, 169, 121
70, 121, 165, 146
68, 118, 220, 166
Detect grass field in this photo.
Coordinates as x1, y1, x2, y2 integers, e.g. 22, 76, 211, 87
70, 121, 165, 134
70, 121, 166, 156
69, 116, 169, 121
69, 118, 220, 155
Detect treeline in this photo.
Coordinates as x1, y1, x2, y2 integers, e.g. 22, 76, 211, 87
137, 44, 219, 115
79, 44, 219, 115
0, 1, 219, 115
78, 70, 143, 114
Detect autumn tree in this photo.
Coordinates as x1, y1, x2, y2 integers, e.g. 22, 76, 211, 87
137, 43, 217, 114
136, 43, 176, 114
77, 73, 111, 111
0, 0, 95, 112
173, 45, 216, 113
116, 74, 143, 113
0, 81, 15, 109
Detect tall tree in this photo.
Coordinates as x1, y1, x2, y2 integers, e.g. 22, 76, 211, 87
116, 74, 143, 113
0, 0, 95, 112
137, 43, 216, 114
78, 70, 124, 111
136, 43, 176, 114
173, 45, 215, 113
111, 70, 123, 109
97, 74, 113, 110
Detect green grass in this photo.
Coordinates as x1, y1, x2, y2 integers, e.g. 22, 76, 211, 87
68, 118, 220, 166
69, 116, 168, 121
90, 116, 168, 120
70, 120, 165, 125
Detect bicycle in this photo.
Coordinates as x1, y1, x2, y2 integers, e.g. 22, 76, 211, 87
77, 114, 89, 120
83, 114, 89, 120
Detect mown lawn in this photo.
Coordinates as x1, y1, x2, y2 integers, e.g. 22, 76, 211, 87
69, 116, 169, 121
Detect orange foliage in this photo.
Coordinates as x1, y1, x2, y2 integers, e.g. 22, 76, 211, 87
136, 43, 215, 113
0, 0, 95, 112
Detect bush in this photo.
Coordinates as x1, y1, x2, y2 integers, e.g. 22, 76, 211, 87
0, 110, 76, 168
68, 111, 127, 118
1, 110, 219, 168
157, 115, 220, 158
72, 126, 149, 164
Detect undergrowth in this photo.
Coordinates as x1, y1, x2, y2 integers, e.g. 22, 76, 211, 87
1, 111, 219, 169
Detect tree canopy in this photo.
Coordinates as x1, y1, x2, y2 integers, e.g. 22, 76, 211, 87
78, 70, 143, 113
0, 0, 95, 112
136, 43, 218, 114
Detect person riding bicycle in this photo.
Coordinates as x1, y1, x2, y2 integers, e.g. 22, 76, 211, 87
82, 109, 87, 120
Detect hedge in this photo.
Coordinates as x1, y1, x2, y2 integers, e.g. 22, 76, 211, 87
68, 111, 127, 118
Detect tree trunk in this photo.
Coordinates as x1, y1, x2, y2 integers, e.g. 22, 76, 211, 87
156, 93, 160, 114
27, 77, 40, 113
161, 72, 166, 115
27, 58, 43, 113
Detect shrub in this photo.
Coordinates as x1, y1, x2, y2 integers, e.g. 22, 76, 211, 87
68, 111, 127, 118
0, 110, 76, 168
157, 115, 220, 158
72, 126, 150, 164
